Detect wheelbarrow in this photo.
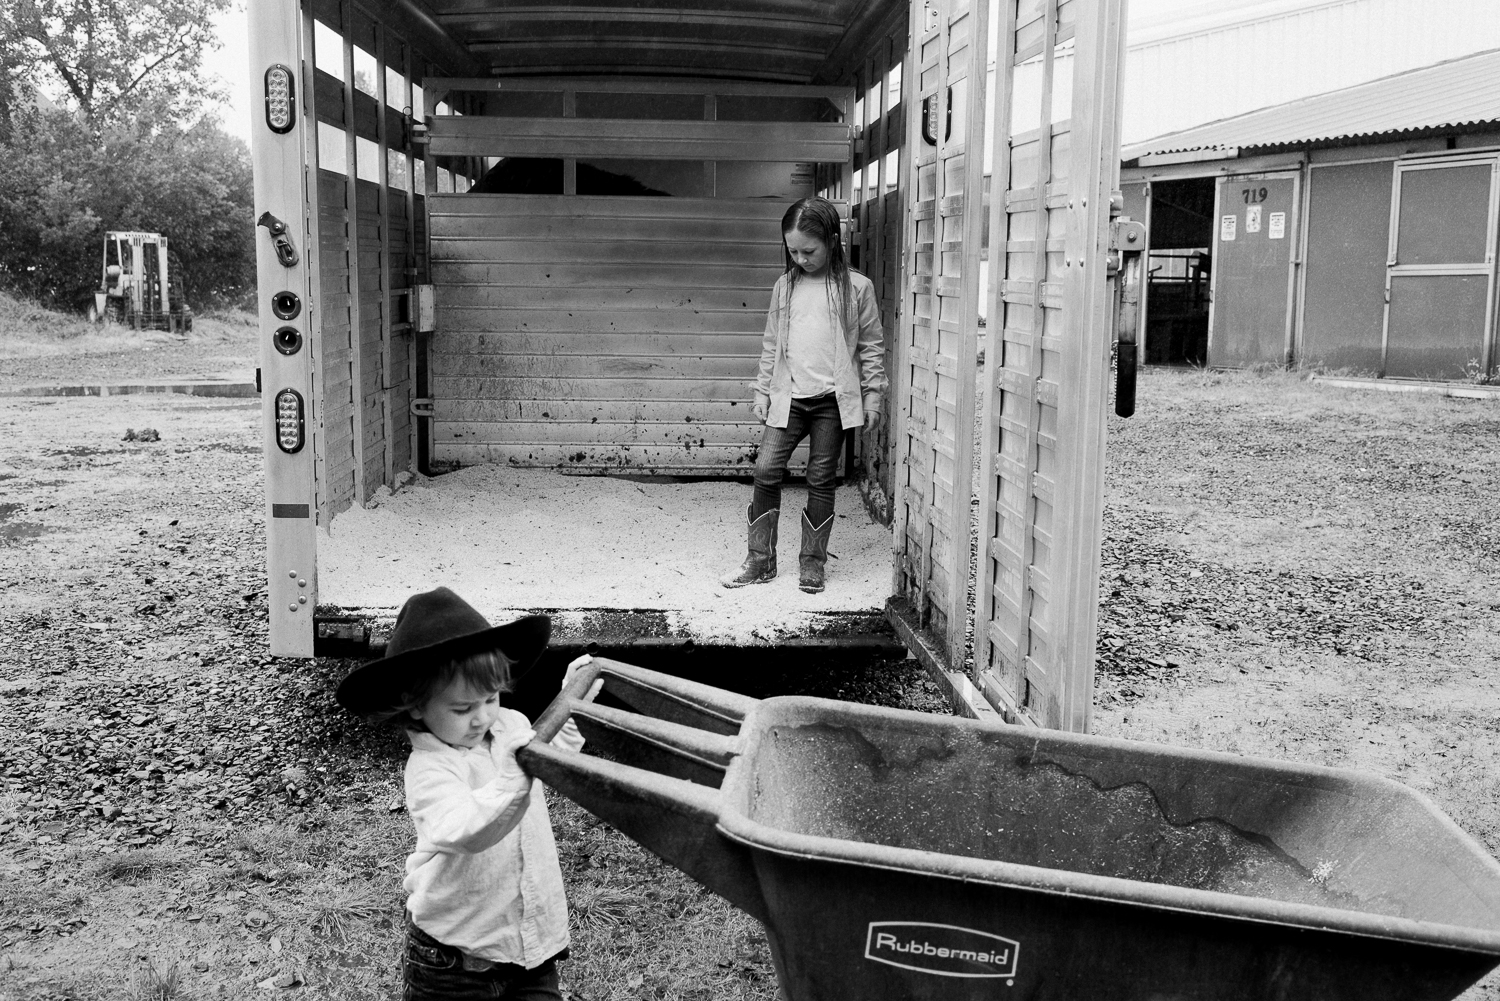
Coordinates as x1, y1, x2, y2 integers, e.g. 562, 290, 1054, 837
519, 656, 1500, 1001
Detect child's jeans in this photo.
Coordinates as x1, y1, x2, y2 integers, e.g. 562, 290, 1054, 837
751, 392, 843, 523
404, 916, 565, 1000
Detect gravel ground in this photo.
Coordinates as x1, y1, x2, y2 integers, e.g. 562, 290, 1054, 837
0, 390, 946, 999
1, 363, 1499, 999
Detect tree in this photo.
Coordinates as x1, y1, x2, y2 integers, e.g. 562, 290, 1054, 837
0, 101, 255, 311
7, 0, 231, 125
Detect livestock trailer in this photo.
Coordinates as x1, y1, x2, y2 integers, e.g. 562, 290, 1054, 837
249, 0, 1133, 731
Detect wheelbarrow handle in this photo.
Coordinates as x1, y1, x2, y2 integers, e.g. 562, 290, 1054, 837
531, 654, 607, 743
532, 655, 756, 742
518, 655, 771, 923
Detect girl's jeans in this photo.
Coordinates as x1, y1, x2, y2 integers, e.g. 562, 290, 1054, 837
404, 916, 564, 1001
751, 392, 842, 524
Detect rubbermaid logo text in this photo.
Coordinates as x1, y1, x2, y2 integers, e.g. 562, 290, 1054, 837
864, 922, 1019, 980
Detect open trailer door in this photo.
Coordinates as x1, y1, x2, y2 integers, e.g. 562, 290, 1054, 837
972, 0, 1126, 731
250, 0, 319, 656
892, 0, 1125, 732
888, 0, 993, 675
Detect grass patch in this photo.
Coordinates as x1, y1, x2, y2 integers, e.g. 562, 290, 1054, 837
0, 288, 96, 341
131, 960, 180, 1001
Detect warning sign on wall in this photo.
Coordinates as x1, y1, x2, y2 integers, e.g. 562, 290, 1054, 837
1245, 205, 1262, 234
1268, 211, 1286, 239
1220, 214, 1237, 242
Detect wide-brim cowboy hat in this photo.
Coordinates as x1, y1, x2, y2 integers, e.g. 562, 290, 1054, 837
335, 587, 552, 716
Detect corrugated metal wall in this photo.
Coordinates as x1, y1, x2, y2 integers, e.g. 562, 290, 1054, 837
1123, 0, 1500, 144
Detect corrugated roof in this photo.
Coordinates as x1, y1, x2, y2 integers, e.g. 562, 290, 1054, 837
1123, 47, 1500, 160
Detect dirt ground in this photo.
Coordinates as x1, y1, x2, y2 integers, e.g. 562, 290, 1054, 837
1, 310, 1499, 999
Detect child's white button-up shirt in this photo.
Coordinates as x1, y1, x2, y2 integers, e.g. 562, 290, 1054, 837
402, 708, 584, 966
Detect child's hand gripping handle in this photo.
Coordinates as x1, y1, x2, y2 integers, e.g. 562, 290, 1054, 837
515, 656, 771, 923
530, 654, 605, 743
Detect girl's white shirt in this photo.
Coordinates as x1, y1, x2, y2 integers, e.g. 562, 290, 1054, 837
402, 708, 585, 966
751, 268, 887, 430
786, 276, 839, 398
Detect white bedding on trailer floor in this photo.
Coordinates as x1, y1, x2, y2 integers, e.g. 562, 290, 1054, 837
318, 466, 892, 643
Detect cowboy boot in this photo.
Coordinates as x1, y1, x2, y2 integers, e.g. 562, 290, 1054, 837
799, 511, 834, 593
723, 505, 779, 587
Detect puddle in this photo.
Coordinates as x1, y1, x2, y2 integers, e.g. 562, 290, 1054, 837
1, 500, 48, 542
189, 443, 260, 455
1, 522, 47, 542
44, 446, 118, 458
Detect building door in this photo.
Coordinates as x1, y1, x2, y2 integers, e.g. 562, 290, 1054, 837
1209, 172, 1298, 368
1383, 155, 1499, 380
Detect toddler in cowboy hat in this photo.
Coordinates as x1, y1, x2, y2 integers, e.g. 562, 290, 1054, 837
335, 587, 589, 1001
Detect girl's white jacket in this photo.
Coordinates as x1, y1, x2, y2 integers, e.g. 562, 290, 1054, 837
750, 268, 888, 430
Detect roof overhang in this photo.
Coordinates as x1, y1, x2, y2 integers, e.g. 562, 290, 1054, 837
376, 0, 907, 83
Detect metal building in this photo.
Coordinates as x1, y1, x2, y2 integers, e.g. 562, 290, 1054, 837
1122, 0, 1500, 146
1120, 48, 1500, 380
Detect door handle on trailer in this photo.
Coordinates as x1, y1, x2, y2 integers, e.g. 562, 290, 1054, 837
257, 212, 300, 268
1108, 218, 1146, 419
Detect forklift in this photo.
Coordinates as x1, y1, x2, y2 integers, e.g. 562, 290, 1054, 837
89, 230, 193, 332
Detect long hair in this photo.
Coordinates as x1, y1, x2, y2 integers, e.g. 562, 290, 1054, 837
781, 196, 854, 326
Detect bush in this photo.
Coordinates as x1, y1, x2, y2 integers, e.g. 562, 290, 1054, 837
0, 100, 255, 313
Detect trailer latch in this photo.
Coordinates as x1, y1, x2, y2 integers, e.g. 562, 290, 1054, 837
413, 284, 437, 332
1108, 218, 1147, 419
410, 398, 434, 418
256, 212, 300, 268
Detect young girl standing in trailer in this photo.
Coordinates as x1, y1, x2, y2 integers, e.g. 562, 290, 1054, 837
724, 196, 887, 593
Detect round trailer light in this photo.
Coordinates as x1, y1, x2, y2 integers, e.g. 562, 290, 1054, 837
271, 290, 301, 320
274, 388, 305, 453
265, 64, 296, 134
273, 326, 303, 355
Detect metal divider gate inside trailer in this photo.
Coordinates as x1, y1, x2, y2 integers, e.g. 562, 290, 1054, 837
250, 0, 1127, 737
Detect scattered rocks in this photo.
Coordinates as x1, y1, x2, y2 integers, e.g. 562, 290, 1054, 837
122, 428, 161, 442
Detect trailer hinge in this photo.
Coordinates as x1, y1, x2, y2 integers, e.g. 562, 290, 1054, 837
315, 616, 371, 656
1106, 218, 1146, 277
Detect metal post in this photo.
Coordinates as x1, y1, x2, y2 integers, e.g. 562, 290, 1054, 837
249, 0, 318, 657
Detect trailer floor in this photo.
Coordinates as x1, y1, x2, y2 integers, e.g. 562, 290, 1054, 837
318, 465, 894, 645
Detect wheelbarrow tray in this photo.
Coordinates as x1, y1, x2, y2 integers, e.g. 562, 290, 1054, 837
523, 659, 1500, 1001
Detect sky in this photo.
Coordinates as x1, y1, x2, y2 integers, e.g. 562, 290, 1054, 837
208, 3, 252, 142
